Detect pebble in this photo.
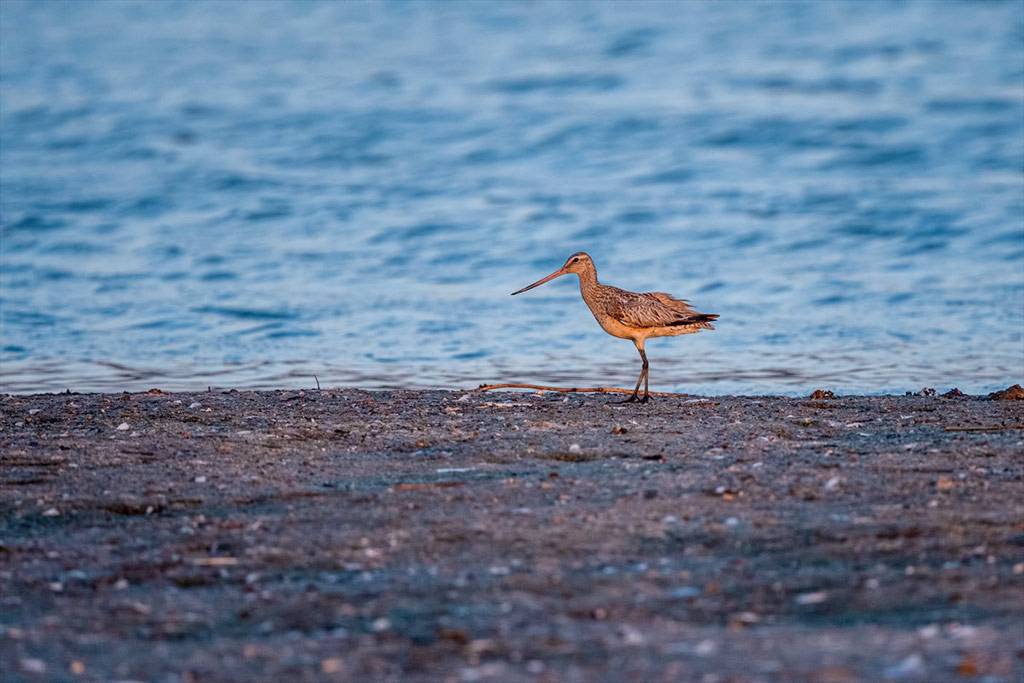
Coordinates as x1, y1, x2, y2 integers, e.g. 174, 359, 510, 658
28, 408, 41, 415
116, 422, 130, 431
883, 653, 924, 680
568, 443, 581, 453
42, 507, 60, 517
321, 658, 343, 674
795, 590, 828, 605
21, 658, 45, 674
189, 402, 203, 409
620, 624, 645, 644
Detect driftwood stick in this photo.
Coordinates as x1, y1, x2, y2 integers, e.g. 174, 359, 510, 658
944, 424, 1024, 432
476, 383, 689, 398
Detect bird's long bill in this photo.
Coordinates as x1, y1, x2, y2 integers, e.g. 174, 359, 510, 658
510, 267, 567, 295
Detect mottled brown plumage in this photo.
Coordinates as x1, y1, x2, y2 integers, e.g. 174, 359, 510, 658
511, 252, 718, 403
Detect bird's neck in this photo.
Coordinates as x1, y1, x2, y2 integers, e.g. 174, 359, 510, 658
577, 267, 600, 299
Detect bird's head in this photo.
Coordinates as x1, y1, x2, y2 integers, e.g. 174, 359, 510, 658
511, 252, 594, 295
561, 251, 593, 274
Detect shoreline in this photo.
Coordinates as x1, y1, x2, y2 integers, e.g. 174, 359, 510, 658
2, 389, 1022, 681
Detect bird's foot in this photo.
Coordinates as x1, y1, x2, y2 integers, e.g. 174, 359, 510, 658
639, 394, 652, 404
618, 394, 638, 404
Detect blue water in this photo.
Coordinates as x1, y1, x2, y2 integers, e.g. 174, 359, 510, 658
1, 1, 1022, 395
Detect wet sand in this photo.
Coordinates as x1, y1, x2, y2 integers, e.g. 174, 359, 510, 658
1, 388, 1022, 682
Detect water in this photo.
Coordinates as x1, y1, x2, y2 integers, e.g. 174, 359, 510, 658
1, 1, 1022, 395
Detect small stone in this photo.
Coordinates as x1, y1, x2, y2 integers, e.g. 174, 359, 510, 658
730, 611, 760, 626
795, 590, 828, 605
956, 654, 979, 676
620, 624, 645, 644
21, 658, 45, 674
611, 425, 628, 434
989, 383, 1024, 400
320, 658, 343, 674
116, 422, 130, 431
568, 443, 581, 453
194, 476, 207, 484
28, 408, 41, 415
42, 507, 60, 517
114, 578, 129, 590
824, 476, 841, 491
70, 660, 85, 675
189, 402, 203, 409
809, 389, 835, 399
371, 617, 390, 632
883, 653, 923, 680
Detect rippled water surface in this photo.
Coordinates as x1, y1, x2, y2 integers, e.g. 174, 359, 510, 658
2, 1, 1022, 395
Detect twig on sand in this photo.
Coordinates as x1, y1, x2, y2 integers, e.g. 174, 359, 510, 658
476, 383, 689, 398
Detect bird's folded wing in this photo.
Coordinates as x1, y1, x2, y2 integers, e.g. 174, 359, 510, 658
608, 290, 700, 328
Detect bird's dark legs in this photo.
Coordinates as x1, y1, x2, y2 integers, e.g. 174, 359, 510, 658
639, 348, 651, 403
621, 346, 649, 403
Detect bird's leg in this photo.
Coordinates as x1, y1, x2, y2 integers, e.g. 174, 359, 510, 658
639, 348, 651, 403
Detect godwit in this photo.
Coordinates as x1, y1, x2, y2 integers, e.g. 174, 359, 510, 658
511, 252, 718, 403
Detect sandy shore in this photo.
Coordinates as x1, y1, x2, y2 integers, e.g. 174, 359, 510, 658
1, 388, 1022, 682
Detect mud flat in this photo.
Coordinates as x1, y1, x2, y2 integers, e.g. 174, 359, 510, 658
1, 388, 1022, 682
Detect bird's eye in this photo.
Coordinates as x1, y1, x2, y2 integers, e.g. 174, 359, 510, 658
571, 258, 578, 263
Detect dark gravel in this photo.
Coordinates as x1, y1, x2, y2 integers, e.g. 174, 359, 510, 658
1, 388, 1022, 682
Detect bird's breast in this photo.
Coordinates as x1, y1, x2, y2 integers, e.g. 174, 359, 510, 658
590, 310, 640, 340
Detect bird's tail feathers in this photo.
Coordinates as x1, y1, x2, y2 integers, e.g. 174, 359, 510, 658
670, 313, 718, 330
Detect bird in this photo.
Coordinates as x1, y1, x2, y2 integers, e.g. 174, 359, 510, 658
511, 252, 717, 403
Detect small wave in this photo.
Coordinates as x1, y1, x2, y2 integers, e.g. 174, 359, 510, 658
926, 98, 1018, 114
192, 306, 299, 321
735, 76, 882, 96
199, 271, 238, 282
3, 215, 68, 233
486, 73, 624, 93
266, 329, 320, 339
823, 146, 925, 168
604, 28, 658, 58
633, 167, 695, 185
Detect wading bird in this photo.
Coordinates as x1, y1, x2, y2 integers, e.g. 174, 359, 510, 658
511, 252, 718, 403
